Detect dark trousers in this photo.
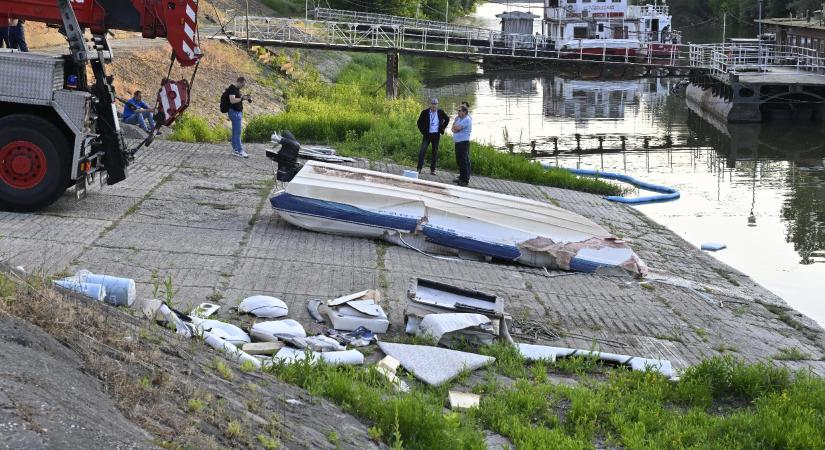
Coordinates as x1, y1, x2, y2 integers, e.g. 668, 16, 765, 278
455, 141, 471, 183
0, 28, 9, 48
8, 26, 27, 52
417, 133, 440, 172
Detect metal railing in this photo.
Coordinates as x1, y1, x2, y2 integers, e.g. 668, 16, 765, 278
627, 5, 670, 18
689, 43, 825, 78
229, 16, 696, 69
313, 7, 487, 37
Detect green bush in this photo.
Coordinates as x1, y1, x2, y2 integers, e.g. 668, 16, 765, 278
168, 115, 231, 143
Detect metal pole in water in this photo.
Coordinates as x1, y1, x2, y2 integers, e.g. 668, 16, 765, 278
245, 0, 250, 49
722, 12, 727, 43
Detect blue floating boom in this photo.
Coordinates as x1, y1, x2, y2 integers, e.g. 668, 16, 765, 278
548, 165, 680, 205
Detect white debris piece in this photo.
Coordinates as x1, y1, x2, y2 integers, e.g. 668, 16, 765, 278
448, 391, 481, 410
242, 341, 286, 355
53, 278, 107, 302
274, 347, 365, 366
283, 335, 345, 352
250, 319, 307, 342
203, 331, 261, 369
328, 290, 371, 306
377, 342, 495, 386
325, 291, 389, 333
414, 313, 495, 346
239, 295, 288, 318
190, 302, 221, 319
75, 270, 136, 306
193, 318, 251, 345
516, 343, 674, 378
375, 356, 410, 393
701, 242, 727, 252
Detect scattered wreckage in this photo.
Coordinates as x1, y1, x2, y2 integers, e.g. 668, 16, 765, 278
52, 269, 676, 412
269, 161, 648, 276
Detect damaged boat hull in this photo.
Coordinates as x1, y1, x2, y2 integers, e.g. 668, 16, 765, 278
271, 162, 647, 276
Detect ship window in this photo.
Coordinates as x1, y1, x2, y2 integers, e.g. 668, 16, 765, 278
574, 26, 588, 38
598, 24, 604, 32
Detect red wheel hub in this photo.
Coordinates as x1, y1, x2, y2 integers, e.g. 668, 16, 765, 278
0, 141, 48, 190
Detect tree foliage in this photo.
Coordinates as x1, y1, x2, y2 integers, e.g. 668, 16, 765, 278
670, 0, 824, 24
322, 0, 483, 21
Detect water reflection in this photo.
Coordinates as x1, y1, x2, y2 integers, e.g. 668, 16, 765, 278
423, 71, 825, 324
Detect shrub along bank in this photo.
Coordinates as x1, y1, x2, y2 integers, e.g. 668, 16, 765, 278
266, 341, 825, 450
242, 54, 622, 196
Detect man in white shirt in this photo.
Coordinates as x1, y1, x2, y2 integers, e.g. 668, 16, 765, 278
415, 98, 449, 175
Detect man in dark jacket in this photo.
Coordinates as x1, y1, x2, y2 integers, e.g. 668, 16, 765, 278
416, 98, 450, 175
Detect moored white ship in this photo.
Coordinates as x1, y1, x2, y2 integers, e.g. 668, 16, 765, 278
543, 0, 681, 57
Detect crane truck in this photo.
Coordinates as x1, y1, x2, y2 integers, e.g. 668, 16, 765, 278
0, 0, 203, 211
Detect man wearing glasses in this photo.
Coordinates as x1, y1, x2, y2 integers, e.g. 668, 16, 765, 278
416, 98, 450, 175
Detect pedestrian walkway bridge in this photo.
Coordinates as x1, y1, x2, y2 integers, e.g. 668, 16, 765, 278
216, 8, 825, 97
223, 11, 694, 71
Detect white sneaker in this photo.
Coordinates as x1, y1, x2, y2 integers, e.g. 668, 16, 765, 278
239, 149, 249, 158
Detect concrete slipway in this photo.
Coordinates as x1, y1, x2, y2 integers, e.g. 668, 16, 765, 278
1, 140, 823, 374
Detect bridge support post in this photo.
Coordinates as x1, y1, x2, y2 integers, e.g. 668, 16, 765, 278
386, 51, 399, 99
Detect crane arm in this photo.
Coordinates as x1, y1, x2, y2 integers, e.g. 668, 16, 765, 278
0, 0, 202, 66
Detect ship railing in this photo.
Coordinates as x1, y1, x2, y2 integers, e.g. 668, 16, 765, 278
627, 5, 670, 18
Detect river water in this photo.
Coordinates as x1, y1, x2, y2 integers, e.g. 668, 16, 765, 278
420, 3, 825, 325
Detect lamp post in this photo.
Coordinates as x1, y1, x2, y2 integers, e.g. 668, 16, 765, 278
758, 0, 763, 38
758, 0, 763, 68
245, 0, 250, 49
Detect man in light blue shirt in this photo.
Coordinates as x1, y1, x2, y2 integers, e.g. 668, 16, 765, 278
452, 105, 472, 186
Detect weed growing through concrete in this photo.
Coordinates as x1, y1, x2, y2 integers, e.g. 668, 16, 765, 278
211, 357, 235, 381
773, 347, 811, 361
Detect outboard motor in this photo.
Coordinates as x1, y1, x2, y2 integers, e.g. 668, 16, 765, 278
267, 130, 303, 182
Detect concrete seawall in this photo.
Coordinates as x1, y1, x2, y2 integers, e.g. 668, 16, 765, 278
1, 140, 823, 375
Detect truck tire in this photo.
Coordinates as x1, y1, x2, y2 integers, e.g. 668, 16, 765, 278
0, 115, 70, 212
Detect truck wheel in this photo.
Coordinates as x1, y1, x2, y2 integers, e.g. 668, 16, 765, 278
0, 115, 70, 212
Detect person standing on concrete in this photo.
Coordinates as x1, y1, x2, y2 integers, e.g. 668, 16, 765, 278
7, 19, 27, 52
452, 105, 473, 186
122, 91, 157, 133
222, 77, 250, 158
416, 98, 449, 175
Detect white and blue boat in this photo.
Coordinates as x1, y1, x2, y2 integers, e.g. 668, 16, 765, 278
270, 161, 647, 277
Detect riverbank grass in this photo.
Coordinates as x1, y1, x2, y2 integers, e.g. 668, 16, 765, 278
265, 341, 825, 449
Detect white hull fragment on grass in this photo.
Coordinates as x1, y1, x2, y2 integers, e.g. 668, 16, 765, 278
270, 161, 647, 276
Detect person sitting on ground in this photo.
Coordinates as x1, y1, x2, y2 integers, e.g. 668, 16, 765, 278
122, 91, 157, 133
452, 105, 473, 187
416, 98, 450, 175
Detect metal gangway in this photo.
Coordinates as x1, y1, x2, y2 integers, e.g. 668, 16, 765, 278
224, 15, 696, 71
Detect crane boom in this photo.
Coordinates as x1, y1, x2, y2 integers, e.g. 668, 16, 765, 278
0, 0, 203, 66
0, 0, 204, 211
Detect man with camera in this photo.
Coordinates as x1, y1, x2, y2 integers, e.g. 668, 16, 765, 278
222, 77, 252, 158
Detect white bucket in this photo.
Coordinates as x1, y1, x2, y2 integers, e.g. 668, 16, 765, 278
54, 278, 107, 302
77, 271, 136, 306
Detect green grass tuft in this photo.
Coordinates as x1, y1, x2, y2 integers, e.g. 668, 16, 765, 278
168, 114, 231, 143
